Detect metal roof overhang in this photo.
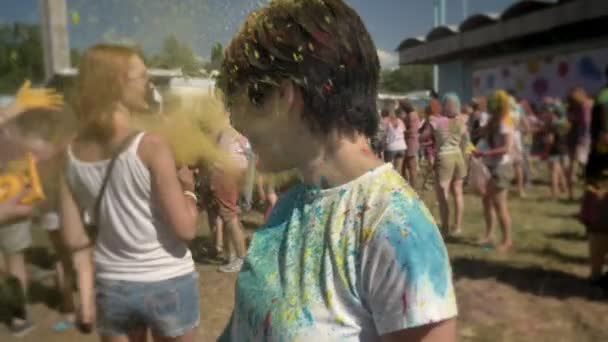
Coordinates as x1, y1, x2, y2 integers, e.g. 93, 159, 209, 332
398, 0, 608, 65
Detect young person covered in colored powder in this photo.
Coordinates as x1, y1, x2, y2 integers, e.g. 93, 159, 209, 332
217, 0, 457, 340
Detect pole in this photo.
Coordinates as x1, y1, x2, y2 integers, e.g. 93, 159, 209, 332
432, 0, 446, 94
39, 0, 70, 83
440, 0, 446, 26
433, 0, 438, 93
463, 0, 469, 20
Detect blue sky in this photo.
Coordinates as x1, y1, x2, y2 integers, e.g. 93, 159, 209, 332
1, 0, 521, 68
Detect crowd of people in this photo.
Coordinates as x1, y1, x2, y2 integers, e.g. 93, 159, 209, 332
0, 0, 606, 341
373, 75, 608, 281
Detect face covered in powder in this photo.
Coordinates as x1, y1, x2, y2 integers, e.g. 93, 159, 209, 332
228, 82, 317, 173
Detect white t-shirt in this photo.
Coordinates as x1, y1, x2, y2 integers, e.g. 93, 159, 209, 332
221, 164, 457, 341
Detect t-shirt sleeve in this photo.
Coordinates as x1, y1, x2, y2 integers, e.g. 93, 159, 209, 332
360, 193, 458, 335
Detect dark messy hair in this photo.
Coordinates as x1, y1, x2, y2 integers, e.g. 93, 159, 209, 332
471, 102, 480, 112
399, 100, 415, 114
218, 0, 380, 137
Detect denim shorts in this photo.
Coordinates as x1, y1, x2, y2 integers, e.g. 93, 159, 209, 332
384, 149, 406, 162
96, 272, 200, 337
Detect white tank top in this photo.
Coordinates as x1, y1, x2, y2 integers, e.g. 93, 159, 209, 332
65, 132, 194, 282
385, 119, 407, 152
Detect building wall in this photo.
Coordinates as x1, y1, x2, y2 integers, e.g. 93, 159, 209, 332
438, 60, 472, 103
471, 41, 608, 103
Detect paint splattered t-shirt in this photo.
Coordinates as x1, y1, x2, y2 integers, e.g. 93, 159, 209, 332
220, 164, 457, 341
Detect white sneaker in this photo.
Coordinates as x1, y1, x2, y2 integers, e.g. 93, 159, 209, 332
218, 257, 244, 273
11, 319, 35, 338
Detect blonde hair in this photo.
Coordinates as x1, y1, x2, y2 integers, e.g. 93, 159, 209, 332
75, 44, 138, 139
487, 89, 510, 119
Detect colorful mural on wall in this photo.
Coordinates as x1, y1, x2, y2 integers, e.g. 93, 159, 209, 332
472, 47, 608, 103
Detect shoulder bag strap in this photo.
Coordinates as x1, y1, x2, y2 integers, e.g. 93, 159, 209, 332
93, 131, 141, 222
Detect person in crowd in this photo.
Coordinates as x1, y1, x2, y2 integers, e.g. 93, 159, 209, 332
217, 0, 457, 340
371, 109, 388, 158
420, 93, 469, 236
399, 100, 420, 187
468, 100, 481, 144
203, 111, 250, 273
475, 90, 514, 253
382, 105, 407, 172
509, 96, 528, 198
419, 98, 442, 190
565, 87, 593, 201
40, 210, 77, 331
0, 216, 35, 336
59, 44, 200, 341
519, 99, 538, 188
543, 101, 569, 199
580, 66, 608, 290
0, 80, 64, 336
462, 103, 473, 117
469, 96, 490, 144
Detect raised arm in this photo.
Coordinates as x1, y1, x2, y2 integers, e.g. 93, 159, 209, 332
0, 80, 63, 127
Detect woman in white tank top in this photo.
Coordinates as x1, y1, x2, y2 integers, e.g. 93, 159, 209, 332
382, 105, 407, 173
59, 44, 200, 341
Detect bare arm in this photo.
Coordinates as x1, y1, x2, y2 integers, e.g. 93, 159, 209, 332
138, 133, 198, 242
58, 171, 94, 323
0, 80, 63, 127
382, 319, 456, 342
405, 112, 420, 138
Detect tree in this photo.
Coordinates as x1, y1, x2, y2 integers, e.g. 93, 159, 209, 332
379, 65, 432, 93
208, 42, 224, 71
148, 35, 203, 76
70, 48, 81, 67
0, 23, 45, 93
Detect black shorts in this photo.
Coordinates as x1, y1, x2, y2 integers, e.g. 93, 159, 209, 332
384, 150, 406, 162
